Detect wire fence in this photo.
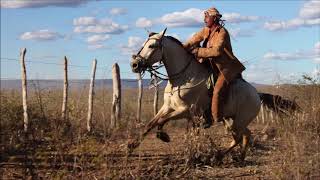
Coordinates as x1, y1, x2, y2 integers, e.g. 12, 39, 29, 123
0, 56, 147, 84
1, 49, 312, 133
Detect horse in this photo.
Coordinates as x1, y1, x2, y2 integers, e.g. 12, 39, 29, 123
129, 28, 276, 161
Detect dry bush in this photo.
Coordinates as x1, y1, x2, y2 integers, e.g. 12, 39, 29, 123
1, 74, 319, 179
257, 75, 320, 179
183, 127, 219, 167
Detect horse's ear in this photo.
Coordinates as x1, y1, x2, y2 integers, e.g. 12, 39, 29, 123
159, 27, 167, 38
148, 32, 157, 37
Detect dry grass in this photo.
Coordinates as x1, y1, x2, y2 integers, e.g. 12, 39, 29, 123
0, 76, 319, 179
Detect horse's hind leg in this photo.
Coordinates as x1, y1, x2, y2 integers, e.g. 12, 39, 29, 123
240, 128, 251, 161
217, 130, 242, 161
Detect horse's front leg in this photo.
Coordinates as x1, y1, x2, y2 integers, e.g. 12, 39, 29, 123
155, 107, 189, 142
127, 106, 172, 151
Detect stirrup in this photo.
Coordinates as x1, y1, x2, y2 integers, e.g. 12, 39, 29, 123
203, 108, 213, 129
203, 121, 212, 129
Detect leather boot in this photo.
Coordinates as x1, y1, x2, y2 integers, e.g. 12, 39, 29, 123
203, 107, 213, 129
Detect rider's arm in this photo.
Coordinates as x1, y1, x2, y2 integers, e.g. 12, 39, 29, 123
197, 28, 227, 58
183, 28, 206, 49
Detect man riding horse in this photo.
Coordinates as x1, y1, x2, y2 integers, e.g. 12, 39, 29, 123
183, 7, 245, 128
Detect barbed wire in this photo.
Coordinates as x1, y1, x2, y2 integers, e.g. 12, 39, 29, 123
1, 57, 106, 69
0, 57, 135, 75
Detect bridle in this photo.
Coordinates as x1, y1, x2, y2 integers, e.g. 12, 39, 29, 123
132, 36, 193, 81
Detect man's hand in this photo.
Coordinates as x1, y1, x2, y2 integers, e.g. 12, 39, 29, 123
183, 43, 189, 49
198, 58, 204, 63
188, 47, 204, 63
191, 47, 199, 57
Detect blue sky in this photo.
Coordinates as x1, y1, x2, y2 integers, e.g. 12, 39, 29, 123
1, 0, 319, 84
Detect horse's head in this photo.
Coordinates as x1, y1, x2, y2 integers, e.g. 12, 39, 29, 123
131, 28, 167, 73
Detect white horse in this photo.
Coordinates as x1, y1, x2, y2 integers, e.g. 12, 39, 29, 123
129, 28, 261, 161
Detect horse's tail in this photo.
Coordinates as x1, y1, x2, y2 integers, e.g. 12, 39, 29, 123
258, 93, 302, 115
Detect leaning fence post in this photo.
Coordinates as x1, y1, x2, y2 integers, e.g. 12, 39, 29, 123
153, 76, 159, 116
87, 59, 97, 132
61, 56, 68, 121
136, 73, 143, 122
111, 63, 121, 129
20, 48, 28, 132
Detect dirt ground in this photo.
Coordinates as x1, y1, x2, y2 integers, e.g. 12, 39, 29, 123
3, 121, 314, 179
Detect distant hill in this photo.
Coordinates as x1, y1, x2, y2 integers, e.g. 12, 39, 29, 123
0, 79, 268, 90
0, 79, 167, 90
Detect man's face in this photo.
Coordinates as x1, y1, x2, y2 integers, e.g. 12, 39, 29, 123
204, 14, 215, 28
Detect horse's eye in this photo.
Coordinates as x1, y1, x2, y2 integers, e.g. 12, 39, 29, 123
149, 44, 157, 48
149, 42, 160, 49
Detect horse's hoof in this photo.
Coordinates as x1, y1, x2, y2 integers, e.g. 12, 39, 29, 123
156, 131, 170, 142
232, 153, 246, 163
215, 150, 224, 162
127, 139, 139, 152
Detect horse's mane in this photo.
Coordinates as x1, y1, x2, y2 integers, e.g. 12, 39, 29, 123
166, 36, 183, 47
165, 35, 195, 58
149, 32, 183, 47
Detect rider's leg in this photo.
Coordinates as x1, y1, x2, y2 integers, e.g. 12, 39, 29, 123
211, 74, 228, 122
202, 75, 214, 129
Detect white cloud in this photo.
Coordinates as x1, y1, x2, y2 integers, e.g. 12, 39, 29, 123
74, 24, 128, 34
264, 18, 320, 31
0, 0, 89, 8
87, 34, 110, 44
88, 44, 105, 50
109, 8, 127, 15
264, 0, 320, 31
299, 0, 320, 19
229, 28, 255, 38
150, 8, 260, 28
157, 8, 203, 27
312, 67, 320, 77
223, 13, 259, 23
263, 41, 320, 63
263, 51, 311, 60
120, 36, 144, 55
73, 16, 97, 26
242, 61, 275, 84
20, 29, 63, 41
136, 17, 153, 28
73, 18, 128, 34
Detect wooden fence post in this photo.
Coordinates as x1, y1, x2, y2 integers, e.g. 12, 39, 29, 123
153, 76, 159, 116
20, 48, 28, 132
87, 59, 97, 132
136, 73, 143, 122
111, 63, 121, 129
61, 56, 68, 121
260, 105, 265, 124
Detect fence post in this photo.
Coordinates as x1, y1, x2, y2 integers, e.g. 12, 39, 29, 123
153, 76, 159, 116
111, 63, 121, 129
20, 48, 28, 132
261, 105, 265, 124
136, 73, 143, 122
61, 56, 68, 121
87, 59, 97, 132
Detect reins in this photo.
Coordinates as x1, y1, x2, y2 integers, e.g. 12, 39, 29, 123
135, 36, 193, 81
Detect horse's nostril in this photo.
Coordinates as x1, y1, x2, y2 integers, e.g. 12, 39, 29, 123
132, 63, 138, 69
